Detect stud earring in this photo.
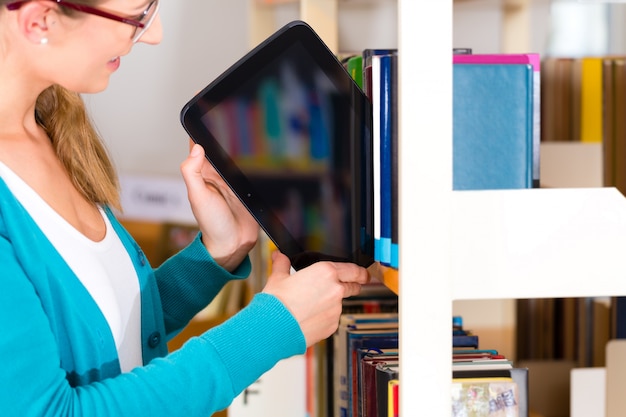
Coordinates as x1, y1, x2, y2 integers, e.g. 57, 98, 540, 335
40, 37, 48, 45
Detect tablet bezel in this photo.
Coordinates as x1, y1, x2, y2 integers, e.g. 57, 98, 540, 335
180, 20, 373, 270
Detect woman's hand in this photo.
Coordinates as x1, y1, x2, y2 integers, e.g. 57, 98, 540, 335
180, 141, 259, 272
263, 251, 371, 347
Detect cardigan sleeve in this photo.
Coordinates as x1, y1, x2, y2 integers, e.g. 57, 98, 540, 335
152, 232, 252, 336
0, 230, 305, 417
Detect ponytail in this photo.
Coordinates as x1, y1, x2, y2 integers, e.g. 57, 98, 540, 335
35, 85, 121, 210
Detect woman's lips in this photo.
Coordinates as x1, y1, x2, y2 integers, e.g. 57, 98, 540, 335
108, 56, 121, 71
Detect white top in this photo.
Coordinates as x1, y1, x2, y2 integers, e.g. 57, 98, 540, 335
0, 162, 142, 373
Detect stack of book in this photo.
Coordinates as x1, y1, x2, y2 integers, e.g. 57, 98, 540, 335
331, 312, 399, 417
452, 317, 529, 417
300, 282, 398, 417
344, 49, 399, 269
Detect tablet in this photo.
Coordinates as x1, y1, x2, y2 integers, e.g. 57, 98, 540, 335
180, 20, 373, 270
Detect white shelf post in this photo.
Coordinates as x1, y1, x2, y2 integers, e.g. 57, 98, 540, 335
398, 0, 454, 415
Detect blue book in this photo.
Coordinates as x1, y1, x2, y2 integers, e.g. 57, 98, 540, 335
379, 54, 394, 266
389, 53, 399, 269
453, 63, 534, 190
453, 53, 541, 188
453, 334, 479, 349
370, 51, 398, 264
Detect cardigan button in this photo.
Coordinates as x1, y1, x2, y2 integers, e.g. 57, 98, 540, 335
138, 251, 147, 266
148, 331, 161, 348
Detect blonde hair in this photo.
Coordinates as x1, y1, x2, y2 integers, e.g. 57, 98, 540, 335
36, 85, 121, 210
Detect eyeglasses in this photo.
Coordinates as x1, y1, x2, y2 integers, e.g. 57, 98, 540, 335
6, 0, 160, 43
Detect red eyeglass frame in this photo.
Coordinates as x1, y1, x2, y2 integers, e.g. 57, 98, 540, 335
6, 0, 147, 29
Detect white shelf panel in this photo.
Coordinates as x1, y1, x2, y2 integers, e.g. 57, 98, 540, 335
451, 187, 626, 300
398, 1, 452, 416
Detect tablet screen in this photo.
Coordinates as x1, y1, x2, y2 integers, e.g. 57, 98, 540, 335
180, 21, 373, 270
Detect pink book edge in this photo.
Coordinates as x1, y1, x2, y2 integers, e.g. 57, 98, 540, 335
453, 53, 540, 71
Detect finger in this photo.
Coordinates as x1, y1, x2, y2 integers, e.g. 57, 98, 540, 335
341, 282, 363, 298
331, 263, 370, 284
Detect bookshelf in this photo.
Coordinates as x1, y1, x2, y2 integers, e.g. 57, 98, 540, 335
450, 0, 533, 52
249, 0, 626, 415
403, 1, 626, 416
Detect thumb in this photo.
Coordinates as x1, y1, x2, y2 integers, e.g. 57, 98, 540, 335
187, 143, 205, 166
267, 251, 292, 280
181, 144, 206, 193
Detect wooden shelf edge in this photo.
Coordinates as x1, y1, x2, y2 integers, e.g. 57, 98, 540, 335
368, 262, 399, 295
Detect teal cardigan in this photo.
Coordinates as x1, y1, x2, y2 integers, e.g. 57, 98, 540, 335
0, 178, 306, 416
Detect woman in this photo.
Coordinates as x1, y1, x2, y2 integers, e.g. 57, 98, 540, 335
0, 0, 369, 415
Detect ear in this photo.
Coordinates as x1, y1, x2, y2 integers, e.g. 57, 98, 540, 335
14, 1, 56, 45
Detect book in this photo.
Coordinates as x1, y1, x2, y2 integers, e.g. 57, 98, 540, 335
371, 54, 383, 264
376, 362, 399, 417
580, 56, 604, 143
306, 341, 330, 417
359, 349, 398, 417
451, 377, 519, 417
453, 53, 541, 188
388, 379, 399, 417
611, 296, 626, 339
347, 55, 364, 90
362, 49, 398, 99
333, 313, 399, 417
378, 53, 395, 266
453, 334, 479, 349
603, 57, 617, 188
342, 284, 399, 314
452, 368, 529, 417
453, 348, 499, 356
363, 48, 398, 267
389, 52, 399, 269
453, 352, 506, 362
361, 358, 383, 417
611, 58, 626, 196
452, 317, 479, 349
347, 329, 398, 417
453, 63, 534, 190
325, 293, 394, 406
541, 57, 576, 142
571, 58, 583, 143
452, 358, 513, 371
